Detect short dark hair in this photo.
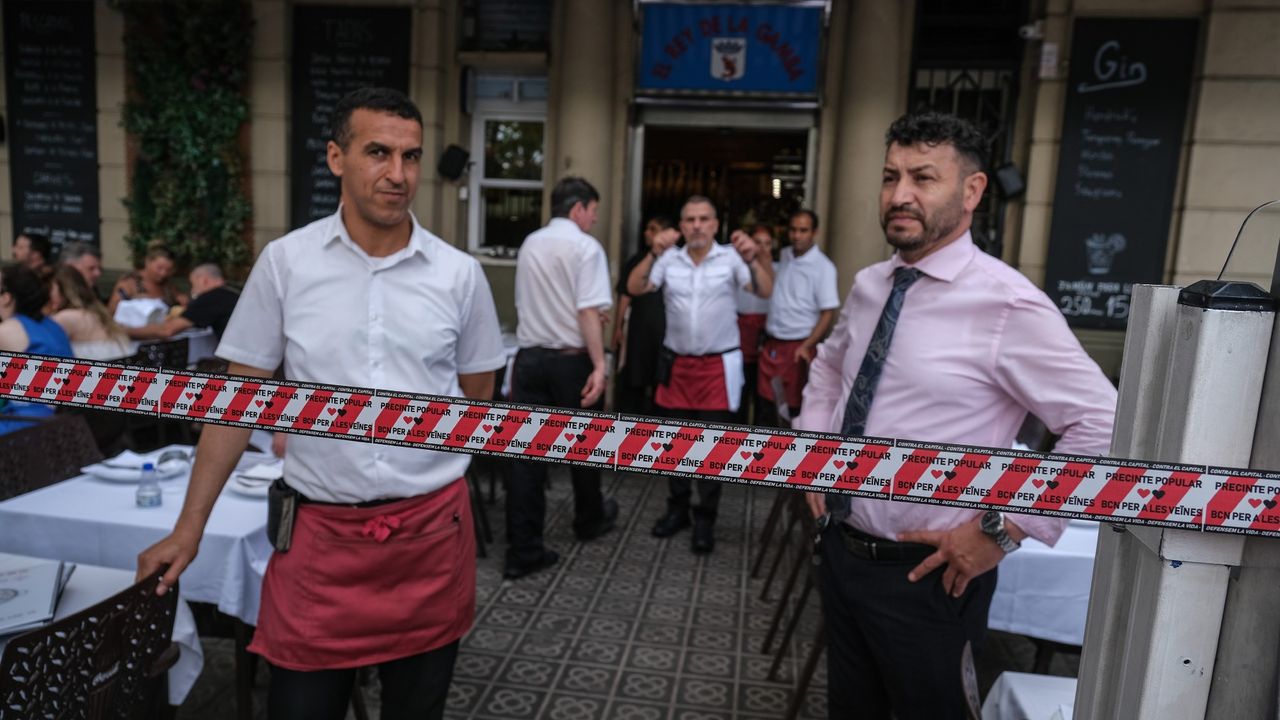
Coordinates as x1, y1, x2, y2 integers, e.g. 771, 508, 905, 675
60, 240, 100, 263
646, 214, 674, 231
681, 195, 717, 218
1, 262, 49, 320
19, 232, 52, 261
550, 176, 600, 218
885, 112, 988, 173
789, 209, 819, 230
330, 87, 423, 150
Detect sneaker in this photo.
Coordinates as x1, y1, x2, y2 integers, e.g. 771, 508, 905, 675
503, 550, 560, 580
576, 498, 620, 541
651, 510, 691, 538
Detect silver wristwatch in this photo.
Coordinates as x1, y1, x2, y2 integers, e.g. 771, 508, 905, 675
980, 511, 1020, 553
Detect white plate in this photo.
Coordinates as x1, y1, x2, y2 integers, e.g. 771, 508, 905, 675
226, 475, 270, 499
81, 458, 189, 483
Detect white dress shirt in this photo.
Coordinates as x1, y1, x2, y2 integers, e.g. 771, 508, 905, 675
766, 246, 840, 340
650, 242, 753, 356
515, 217, 612, 349
217, 210, 506, 503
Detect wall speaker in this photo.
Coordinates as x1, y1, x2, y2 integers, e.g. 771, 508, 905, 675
994, 163, 1025, 199
438, 144, 470, 181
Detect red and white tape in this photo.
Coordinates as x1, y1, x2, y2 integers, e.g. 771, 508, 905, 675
3, 351, 1279, 537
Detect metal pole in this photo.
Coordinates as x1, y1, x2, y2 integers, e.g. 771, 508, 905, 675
1077, 281, 1276, 719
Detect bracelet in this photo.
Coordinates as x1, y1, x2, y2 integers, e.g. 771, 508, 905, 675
649, 250, 661, 261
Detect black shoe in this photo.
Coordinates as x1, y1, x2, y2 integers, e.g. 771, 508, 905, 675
651, 510, 691, 538
503, 550, 560, 580
576, 498, 619, 541
691, 520, 715, 554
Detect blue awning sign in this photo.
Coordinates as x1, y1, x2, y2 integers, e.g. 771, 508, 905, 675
639, 3, 822, 96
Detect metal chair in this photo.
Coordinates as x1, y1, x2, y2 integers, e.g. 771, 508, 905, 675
120, 337, 192, 448
0, 413, 104, 501
0, 572, 180, 720
125, 337, 190, 369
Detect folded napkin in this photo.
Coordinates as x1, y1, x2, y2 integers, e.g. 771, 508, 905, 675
113, 298, 170, 328
82, 448, 191, 481
235, 460, 284, 484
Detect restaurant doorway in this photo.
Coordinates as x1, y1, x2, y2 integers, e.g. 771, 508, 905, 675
628, 110, 815, 256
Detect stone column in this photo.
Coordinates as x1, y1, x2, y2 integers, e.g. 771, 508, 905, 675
547, 0, 617, 239
824, 0, 915, 289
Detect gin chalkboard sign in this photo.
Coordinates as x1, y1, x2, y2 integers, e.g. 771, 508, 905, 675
2, 0, 99, 251
289, 5, 411, 229
1043, 18, 1197, 329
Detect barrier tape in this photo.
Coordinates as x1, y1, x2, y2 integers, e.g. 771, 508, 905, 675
3, 351, 1280, 538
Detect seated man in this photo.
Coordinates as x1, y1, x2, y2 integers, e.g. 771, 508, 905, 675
127, 263, 238, 341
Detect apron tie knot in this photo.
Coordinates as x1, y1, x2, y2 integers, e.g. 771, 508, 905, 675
362, 514, 402, 543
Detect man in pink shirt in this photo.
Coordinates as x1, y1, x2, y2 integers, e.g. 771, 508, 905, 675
797, 112, 1116, 719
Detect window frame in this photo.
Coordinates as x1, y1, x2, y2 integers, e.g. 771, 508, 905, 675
466, 83, 547, 257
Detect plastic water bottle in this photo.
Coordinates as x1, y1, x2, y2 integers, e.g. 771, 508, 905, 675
136, 462, 162, 508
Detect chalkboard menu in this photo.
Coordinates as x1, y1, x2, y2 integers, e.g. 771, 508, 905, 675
1043, 18, 1197, 329
2, 0, 99, 251
289, 5, 411, 229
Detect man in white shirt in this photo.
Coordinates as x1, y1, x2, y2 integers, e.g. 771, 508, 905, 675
757, 209, 839, 424
506, 176, 618, 580
626, 196, 773, 553
735, 224, 773, 425
137, 88, 506, 720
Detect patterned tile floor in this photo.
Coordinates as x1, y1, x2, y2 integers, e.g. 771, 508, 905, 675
177, 466, 1078, 719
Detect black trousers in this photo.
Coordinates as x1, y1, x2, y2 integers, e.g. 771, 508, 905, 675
657, 406, 733, 522
815, 524, 996, 720
267, 641, 458, 720
506, 348, 606, 565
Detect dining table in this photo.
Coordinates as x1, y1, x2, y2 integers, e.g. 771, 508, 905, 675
0, 443, 273, 629
989, 519, 1099, 648
0, 555, 203, 705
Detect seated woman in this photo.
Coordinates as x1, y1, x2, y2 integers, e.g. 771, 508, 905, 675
107, 243, 188, 314
50, 266, 137, 360
0, 263, 73, 435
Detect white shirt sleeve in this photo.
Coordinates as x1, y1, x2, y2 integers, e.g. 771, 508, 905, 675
816, 258, 841, 310
455, 260, 508, 375
732, 252, 753, 290
216, 244, 285, 371
649, 252, 671, 289
576, 243, 613, 310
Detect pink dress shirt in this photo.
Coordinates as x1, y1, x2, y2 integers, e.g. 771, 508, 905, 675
796, 232, 1117, 545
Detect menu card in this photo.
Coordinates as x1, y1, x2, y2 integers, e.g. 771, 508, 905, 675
0, 554, 72, 637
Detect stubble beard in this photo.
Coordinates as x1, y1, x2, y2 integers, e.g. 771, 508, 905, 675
882, 191, 965, 255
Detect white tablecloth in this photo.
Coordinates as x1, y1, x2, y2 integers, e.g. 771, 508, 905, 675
0, 447, 272, 627
0, 562, 202, 705
982, 671, 1075, 720
174, 326, 218, 365
989, 520, 1098, 646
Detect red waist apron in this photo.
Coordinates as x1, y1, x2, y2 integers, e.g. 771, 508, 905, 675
758, 337, 808, 410
248, 478, 475, 671
657, 352, 736, 411
737, 313, 767, 363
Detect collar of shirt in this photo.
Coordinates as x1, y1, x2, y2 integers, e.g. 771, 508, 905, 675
887, 230, 974, 282
544, 216, 583, 237
322, 204, 433, 270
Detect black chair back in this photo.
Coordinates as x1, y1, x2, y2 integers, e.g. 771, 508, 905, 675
0, 573, 179, 720
0, 414, 104, 501
125, 337, 190, 369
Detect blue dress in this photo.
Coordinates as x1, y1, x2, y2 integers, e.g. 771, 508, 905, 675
0, 314, 73, 436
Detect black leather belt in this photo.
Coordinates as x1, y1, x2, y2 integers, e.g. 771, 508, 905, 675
297, 490, 406, 509
837, 524, 935, 563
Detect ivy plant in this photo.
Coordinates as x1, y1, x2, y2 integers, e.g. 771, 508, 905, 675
112, 0, 254, 273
